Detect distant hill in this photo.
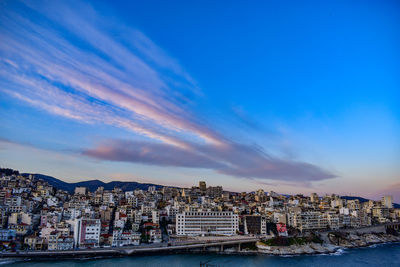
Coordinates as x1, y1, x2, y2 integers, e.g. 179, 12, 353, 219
21, 173, 166, 193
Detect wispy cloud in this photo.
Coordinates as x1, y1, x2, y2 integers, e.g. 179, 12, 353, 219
83, 139, 335, 182
231, 105, 263, 131
0, 0, 336, 183
83, 140, 225, 169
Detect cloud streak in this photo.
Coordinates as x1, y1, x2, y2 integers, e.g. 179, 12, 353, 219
83, 139, 335, 182
0, 0, 336, 183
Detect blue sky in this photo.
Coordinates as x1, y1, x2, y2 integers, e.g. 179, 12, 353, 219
0, 0, 399, 201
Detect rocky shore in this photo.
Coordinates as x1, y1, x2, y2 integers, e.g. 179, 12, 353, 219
326, 232, 400, 248
255, 233, 400, 255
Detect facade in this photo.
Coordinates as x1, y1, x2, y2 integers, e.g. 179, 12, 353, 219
243, 215, 267, 235
74, 219, 101, 248
176, 211, 239, 236
74, 187, 88, 195
288, 211, 328, 232
149, 228, 162, 243
206, 186, 223, 198
112, 230, 140, 247
48, 233, 74, 250
0, 229, 16, 242
199, 181, 207, 194
310, 193, 319, 203
382, 196, 393, 209
24, 236, 45, 250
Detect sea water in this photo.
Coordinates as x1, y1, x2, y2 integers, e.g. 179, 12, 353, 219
2, 242, 399, 267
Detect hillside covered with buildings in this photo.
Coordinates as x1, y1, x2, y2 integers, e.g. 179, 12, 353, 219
0, 168, 398, 252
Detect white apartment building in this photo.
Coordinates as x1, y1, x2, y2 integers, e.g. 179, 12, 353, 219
102, 192, 114, 205
176, 211, 239, 236
112, 230, 140, 247
288, 211, 328, 232
327, 213, 340, 230
73, 219, 101, 248
152, 210, 159, 224
381, 196, 393, 209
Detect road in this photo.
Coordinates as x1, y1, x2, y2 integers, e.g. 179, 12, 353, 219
0, 236, 261, 258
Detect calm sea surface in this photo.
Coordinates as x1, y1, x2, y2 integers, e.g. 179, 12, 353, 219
2, 243, 399, 267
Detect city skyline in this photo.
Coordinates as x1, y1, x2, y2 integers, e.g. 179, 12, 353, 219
1, 0, 399, 202
1, 167, 399, 256
0, 167, 396, 204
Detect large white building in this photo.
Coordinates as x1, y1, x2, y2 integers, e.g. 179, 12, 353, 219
74, 219, 101, 248
176, 211, 238, 236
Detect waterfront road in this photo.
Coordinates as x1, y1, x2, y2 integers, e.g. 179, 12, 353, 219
0, 236, 261, 258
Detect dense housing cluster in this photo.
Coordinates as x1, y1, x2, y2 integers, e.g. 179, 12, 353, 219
0, 169, 398, 251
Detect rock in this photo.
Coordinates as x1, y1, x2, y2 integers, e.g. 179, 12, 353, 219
255, 232, 399, 256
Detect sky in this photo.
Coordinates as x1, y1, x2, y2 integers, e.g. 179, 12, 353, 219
0, 0, 399, 201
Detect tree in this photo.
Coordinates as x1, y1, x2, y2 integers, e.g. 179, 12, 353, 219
124, 220, 132, 231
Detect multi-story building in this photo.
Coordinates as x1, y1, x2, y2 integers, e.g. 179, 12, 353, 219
0, 229, 16, 242
243, 215, 267, 235
199, 181, 207, 195
310, 193, 319, 203
73, 219, 101, 248
327, 212, 340, 230
176, 211, 238, 236
290, 211, 328, 232
48, 231, 74, 250
206, 186, 223, 199
112, 230, 140, 247
152, 210, 160, 224
382, 196, 393, 209
149, 228, 162, 243
74, 187, 88, 195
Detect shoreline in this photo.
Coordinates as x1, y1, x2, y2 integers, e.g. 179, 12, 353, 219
0, 243, 398, 267
197, 239, 400, 256
253, 232, 400, 256
0, 235, 399, 260
0, 242, 399, 263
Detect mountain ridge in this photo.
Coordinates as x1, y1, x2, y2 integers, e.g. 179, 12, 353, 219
21, 173, 166, 193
